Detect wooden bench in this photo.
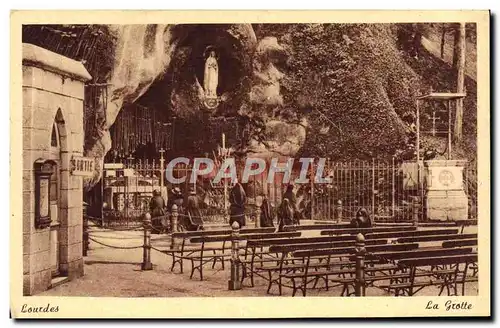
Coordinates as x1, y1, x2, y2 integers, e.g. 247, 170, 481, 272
442, 239, 478, 248
321, 226, 417, 236
243, 234, 374, 259
366, 228, 459, 241
240, 236, 383, 287
336, 247, 476, 296
266, 243, 419, 296
163, 227, 277, 272
284, 223, 351, 231
442, 239, 479, 278
379, 254, 478, 296
281, 244, 418, 296
396, 233, 477, 244
418, 219, 477, 233
290, 246, 474, 297
176, 231, 301, 280
364, 247, 474, 262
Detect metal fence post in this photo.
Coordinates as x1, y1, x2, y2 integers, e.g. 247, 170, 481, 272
159, 148, 165, 198
412, 197, 420, 227
336, 200, 343, 223
170, 204, 178, 250
228, 221, 242, 290
255, 205, 261, 228
355, 233, 366, 296
142, 213, 153, 270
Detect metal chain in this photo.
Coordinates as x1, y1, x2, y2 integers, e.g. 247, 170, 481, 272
88, 237, 143, 250
86, 215, 144, 231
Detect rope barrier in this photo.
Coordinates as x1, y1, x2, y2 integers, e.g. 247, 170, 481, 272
88, 237, 144, 250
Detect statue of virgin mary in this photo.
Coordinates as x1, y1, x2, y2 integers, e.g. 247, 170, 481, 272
203, 50, 218, 98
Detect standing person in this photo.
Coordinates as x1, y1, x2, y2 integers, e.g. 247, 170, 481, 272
167, 187, 183, 210
229, 178, 247, 228
260, 196, 274, 228
283, 184, 300, 225
277, 198, 294, 232
149, 190, 166, 234
185, 187, 203, 231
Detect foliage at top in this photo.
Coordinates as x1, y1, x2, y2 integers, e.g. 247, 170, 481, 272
254, 24, 423, 160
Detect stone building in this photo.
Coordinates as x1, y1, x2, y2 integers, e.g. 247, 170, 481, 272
23, 43, 91, 295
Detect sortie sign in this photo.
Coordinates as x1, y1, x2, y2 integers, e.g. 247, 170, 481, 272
70, 156, 95, 177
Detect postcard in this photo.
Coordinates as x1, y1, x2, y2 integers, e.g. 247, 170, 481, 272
10, 10, 490, 318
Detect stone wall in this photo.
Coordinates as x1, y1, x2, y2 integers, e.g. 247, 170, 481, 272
22, 43, 91, 295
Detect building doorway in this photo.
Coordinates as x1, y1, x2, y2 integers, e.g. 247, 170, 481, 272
49, 122, 61, 277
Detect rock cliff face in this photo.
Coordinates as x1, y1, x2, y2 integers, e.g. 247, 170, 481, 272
83, 24, 306, 187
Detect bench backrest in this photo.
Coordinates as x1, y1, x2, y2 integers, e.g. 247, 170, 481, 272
292, 242, 419, 258
454, 219, 478, 226
321, 226, 417, 235
284, 223, 351, 231
247, 234, 359, 248
398, 254, 478, 267
172, 227, 275, 238
189, 231, 301, 243
366, 228, 459, 240
442, 238, 478, 248
366, 247, 473, 261
397, 233, 477, 244
269, 238, 387, 253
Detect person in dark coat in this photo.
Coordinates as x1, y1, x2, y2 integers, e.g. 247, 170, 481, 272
259, 196, 274, 228
229, 179, 247, 228
350, 207, 373, 228
277, 198, 294, 232
149, 190, 166, 233
185, 188, 203, 231
167, 187, 184, 211
283, 184, 300, 225
166, 187, 184, 232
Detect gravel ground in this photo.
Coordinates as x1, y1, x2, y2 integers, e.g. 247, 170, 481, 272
40, 224, 478, 297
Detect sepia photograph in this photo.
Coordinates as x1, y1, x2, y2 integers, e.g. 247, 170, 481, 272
10, 10, 490, 318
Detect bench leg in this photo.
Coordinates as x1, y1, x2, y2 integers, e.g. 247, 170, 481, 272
212, 251, 217, 269
291, 279, 297, 297
341, 283, 347, 296
241, 264, 246, 283
189, 259, 196, 279
266, 271, 273, 294
170, 255, 176, 272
